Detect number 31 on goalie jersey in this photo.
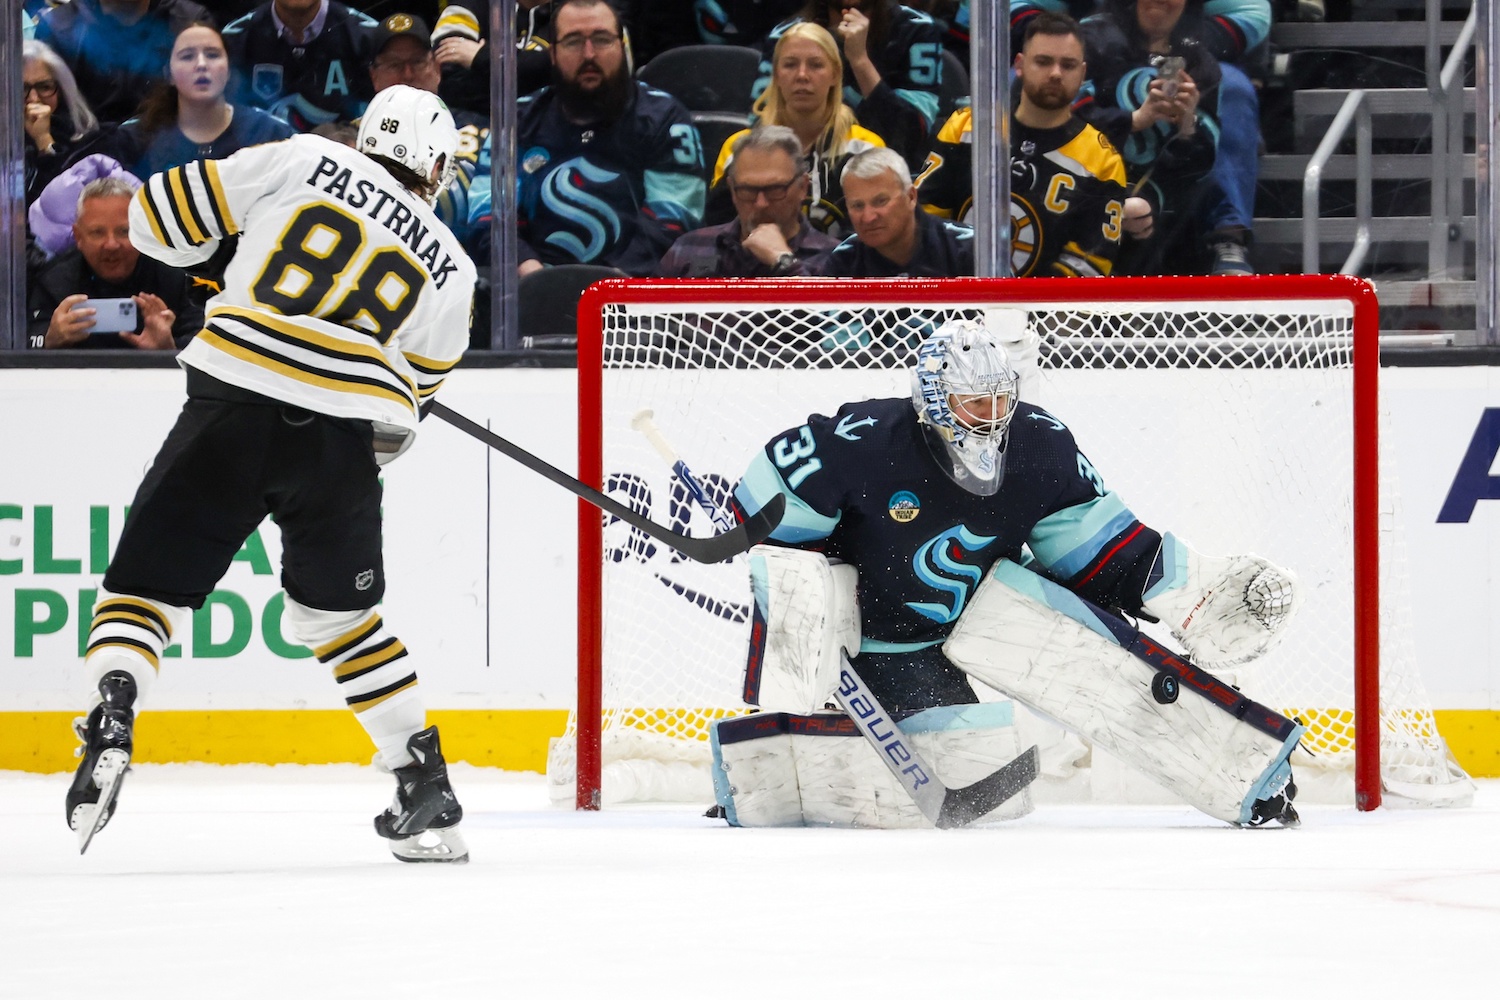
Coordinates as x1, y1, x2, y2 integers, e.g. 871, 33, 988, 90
773, 425, 823, 489
252, 202, 424, 344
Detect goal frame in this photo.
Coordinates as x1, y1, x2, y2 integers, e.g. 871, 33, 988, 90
575, 274, 1382, 812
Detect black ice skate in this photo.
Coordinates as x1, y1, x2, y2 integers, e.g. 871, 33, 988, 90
374, 726, 469, 863
66, 671, 138, 854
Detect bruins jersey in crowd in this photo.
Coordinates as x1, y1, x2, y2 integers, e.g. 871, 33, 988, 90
128, 135, 476, 454
917, 107, 1127, 277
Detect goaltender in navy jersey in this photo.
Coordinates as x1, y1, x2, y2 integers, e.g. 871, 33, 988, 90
129, 134, 476, 456
917, 106, 1127, 277
733, 396, 1163, 676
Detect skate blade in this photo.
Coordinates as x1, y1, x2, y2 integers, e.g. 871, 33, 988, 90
389, 825, 469, 864
72, 749, 131, 854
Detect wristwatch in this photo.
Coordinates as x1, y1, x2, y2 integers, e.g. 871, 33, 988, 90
772, 251, 797, 274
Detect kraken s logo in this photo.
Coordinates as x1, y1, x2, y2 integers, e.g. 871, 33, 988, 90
539, 157, 624, 262
905, 525, 997, 624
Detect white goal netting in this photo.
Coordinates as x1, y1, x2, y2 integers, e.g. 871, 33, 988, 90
555, 279, 1474, 811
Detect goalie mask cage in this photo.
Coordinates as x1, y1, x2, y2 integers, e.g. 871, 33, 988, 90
563, 275, 1473, 814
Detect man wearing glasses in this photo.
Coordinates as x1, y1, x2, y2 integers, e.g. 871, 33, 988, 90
363, 13, 492, 256
514, 0, 705, 277
655, 126, 836, 277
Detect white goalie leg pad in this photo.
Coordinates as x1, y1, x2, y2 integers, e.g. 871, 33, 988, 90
744, 545, 860, 713
709, 704, 1033, 828
1140, 533, 1301, 668
944, 560, 1304, 826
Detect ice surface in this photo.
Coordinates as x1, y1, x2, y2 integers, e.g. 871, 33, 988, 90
4, 766, 1497, 999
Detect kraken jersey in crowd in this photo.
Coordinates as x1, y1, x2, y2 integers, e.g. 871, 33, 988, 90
695, 0, 802, 46
515, 81, 706, 276
733, 396, 1164, 652
754, 2, 946, 169
917, 107, 1127, 277
223, 2, 378, 131
128, 135, 476, 454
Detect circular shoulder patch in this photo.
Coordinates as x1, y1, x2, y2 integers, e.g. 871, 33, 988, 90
888, 491, 920, 523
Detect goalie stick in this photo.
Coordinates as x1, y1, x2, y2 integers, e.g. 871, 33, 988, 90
428, 401, 785, 565
835, 654, 1039, 828
632, 410, 1040, 828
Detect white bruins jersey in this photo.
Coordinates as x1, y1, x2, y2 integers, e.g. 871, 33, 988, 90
129, 134, 477, 450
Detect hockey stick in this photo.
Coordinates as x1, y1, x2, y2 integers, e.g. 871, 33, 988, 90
633, 413, 1040, 828
834, 654, 1040, 829
427, 401, 785, 565
631, 410, 737, 533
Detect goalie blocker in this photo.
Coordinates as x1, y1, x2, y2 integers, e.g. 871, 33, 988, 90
945, 559, 1304, 827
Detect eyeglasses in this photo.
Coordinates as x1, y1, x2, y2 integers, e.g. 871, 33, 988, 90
556, 31, 622, 54
729, 177, 802, 202
23, 80, 58, 98
372, 53, 435, 74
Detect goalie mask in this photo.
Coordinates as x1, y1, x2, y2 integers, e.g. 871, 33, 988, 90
357, 85, 460, 207
910, 320, 1020, 496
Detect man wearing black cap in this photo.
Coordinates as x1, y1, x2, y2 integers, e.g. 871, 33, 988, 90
365, 12, 492, 256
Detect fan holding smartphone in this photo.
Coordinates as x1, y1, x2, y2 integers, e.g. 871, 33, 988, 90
27, 175, 203, 350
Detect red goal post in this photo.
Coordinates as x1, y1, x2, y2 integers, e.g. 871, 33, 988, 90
569, 275, 1464, 815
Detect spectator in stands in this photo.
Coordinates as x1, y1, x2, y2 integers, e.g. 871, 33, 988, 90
1076, 0, 1231, 276
28, 177, 205, 350
29, 154, 140, 261
93, 22, 295, 179
35, 0, 213, 126
754, 1, 947, 172
221, 0, 377, 131
656, 125, 838, 276
918, 10, 1141, 276
513, 0, 705, 277
22, 40, 103, 208
709, 21, 885, 239
366, 13, 493, 255
902, 1, 968, 70
812, 146, 972, 276
432, 0, 554, 112
1014, 0, 1263, 274
693, 0, 802, 47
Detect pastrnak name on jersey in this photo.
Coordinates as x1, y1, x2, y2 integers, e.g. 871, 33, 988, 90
305, 155, 460, 289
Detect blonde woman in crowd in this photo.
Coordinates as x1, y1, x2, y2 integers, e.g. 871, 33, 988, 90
708, 21, 886, 239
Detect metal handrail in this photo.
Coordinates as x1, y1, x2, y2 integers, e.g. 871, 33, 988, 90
1303, 90, 1372, 275
1428, 3, 1477, 279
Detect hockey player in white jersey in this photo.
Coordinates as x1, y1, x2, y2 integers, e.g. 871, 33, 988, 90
66, 86, 478, 862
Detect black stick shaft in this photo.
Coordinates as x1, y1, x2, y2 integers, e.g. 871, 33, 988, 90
427, 400, 783, 564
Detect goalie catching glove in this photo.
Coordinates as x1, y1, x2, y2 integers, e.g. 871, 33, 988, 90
1140, 533, 1301, 668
